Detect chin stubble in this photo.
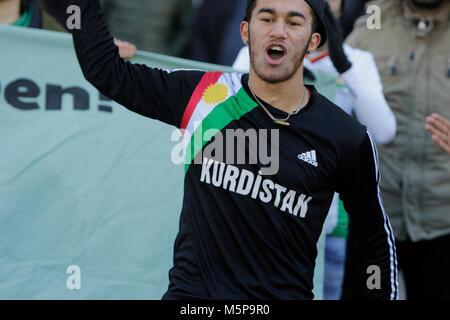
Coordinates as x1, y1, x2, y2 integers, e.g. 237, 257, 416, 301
249, 32, 312, 84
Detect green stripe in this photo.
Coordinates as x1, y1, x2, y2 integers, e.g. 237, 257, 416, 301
11, 2, 33, 27
184, 87, 257, 174
330, 199, 349, 238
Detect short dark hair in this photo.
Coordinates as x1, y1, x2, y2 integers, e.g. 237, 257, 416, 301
310, 8, 319, 35
245, 0, 257, 22
245, 0, 319, 34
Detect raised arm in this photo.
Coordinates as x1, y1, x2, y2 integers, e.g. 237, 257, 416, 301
341, 49, 397, 145
53, 0, 204, 127
322, 3, 396, 145
339, 132, 398, 300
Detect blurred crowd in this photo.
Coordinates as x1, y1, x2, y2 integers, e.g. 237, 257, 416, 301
1, 0, 449, 300
0, 0, 371, 61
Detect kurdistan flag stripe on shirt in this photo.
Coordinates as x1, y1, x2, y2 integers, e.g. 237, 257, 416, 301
180, 72, 258, 174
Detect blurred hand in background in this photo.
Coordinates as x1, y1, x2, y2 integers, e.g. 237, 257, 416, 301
114, 38, 136, 59
426, 113, 450, 154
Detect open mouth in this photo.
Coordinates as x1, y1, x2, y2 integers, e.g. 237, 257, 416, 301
266, 45, 286, 63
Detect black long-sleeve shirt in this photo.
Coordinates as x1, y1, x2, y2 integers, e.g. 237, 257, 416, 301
70, 0, 398, 299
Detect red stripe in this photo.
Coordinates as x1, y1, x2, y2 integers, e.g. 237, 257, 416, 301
180, 71, 223, 131
309, 52, 329, 63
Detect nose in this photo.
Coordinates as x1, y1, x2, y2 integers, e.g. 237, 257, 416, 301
269, 20, 288, 39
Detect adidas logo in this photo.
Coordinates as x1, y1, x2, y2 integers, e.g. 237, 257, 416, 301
298, 150, 318, 167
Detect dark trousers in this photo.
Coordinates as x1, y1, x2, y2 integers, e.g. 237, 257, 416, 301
396, 234, 450, 300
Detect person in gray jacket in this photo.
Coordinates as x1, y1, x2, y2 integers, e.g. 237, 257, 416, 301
344, 0, 450, 299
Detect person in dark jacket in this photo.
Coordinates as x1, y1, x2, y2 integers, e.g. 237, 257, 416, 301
184, 0, 240, 64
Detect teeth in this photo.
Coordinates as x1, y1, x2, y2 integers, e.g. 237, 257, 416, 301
270, 46, 284, 52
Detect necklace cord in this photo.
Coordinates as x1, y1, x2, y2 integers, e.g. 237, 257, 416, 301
248, 84, 308, 123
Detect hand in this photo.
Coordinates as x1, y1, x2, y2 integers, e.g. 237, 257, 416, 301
114, 38, 137, 59
425, 113, 450, 154
322, 2, 352, 74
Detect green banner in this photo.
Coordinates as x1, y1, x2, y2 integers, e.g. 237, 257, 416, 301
0, 25, 325, 299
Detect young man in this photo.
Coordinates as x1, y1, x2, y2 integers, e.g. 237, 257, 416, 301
232, 0, 397, 299
67, 0, 397, 299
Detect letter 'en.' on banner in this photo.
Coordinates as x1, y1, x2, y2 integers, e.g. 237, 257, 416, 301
0, 25, 326, 299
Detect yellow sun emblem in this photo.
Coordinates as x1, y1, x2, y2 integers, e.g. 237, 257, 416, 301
202, 83, 229, 105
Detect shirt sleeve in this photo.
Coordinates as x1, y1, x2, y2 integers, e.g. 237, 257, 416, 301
341, 47, 397, 145
338, 131, 399, 300
71, 0, 204, 127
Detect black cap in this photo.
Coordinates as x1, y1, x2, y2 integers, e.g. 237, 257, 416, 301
245, 0, 327, 47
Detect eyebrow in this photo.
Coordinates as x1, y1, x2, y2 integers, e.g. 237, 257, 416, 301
257, 8, 306, 20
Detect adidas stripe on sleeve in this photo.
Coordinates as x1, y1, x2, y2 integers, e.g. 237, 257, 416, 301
340, 131, 398, 300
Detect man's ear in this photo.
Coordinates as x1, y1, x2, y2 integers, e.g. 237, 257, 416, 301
240, 21, 249, 45
307, 32, 321, 54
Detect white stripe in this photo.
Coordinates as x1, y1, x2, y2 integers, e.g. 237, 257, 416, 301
182, 73, 244, 157
311, 150, 316, 161
366, 130, 399, 299
370, 131, 398, 300
167, 68, 208, 73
